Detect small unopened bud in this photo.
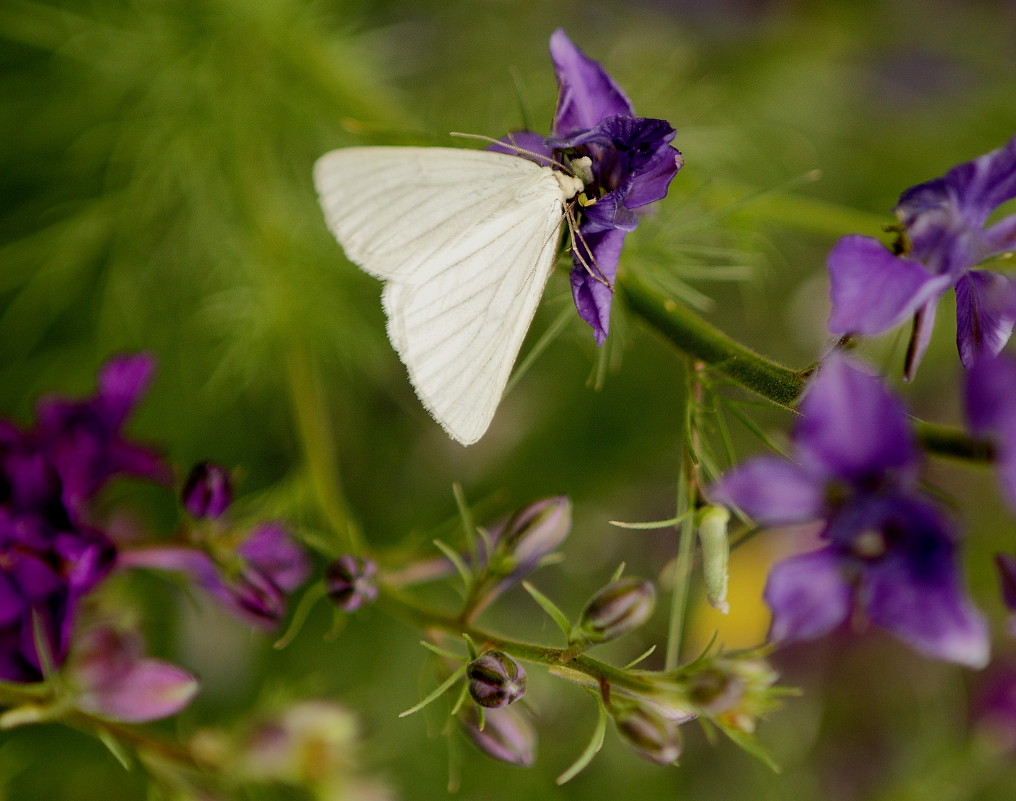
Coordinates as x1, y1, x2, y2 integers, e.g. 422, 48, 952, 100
697, 505, 730, 614
493, 496, 571, 572
573, 577, 655, 645
612, 703, 682, 765
467, 651, 527, 708
182, 461, 232, 519
461, 704, 536, 767
325, 555, 378, 612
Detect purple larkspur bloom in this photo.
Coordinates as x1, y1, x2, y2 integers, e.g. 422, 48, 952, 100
828, 134, 1016, 378
708, 352, 988, 667
495, 30, 683, 344
0, 354, 169, 682
120, 522, 311, 629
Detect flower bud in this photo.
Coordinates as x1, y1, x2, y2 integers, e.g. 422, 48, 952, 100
612, 703, 682, 765
460, 704, 536, 767
573, 577, 655, 644
325, 555, 379, 612
181, 461, 232, 519
467, 651, 527, 708
493, 496, 571, 572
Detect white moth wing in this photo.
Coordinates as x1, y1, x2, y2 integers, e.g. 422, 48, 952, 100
313, 146, 577, 444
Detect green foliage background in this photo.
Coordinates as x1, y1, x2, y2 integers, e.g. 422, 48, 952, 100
2, 0, 1016, 798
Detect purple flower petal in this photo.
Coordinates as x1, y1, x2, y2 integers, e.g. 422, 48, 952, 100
72, 627, 198, 722
796, 352, 918, 481
955, 270, 1016, 369
764, 547, 851, 643
826, 235, 949, 336
706, 456, 824, 525
862, 502, 988, 668
570, 227, 625, 344
964, 352, 1016, 434
239, 523, 311, 594
903, 298, 940, 381
550, 29, 633, 137
928, 134, 1016, 229
95, 354, 156, 427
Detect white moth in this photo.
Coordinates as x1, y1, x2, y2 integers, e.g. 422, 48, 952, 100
313, 146, 586, 445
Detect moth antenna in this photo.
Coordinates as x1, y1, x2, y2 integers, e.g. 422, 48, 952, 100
565, 203, 612, 289
449, 131, 575, 176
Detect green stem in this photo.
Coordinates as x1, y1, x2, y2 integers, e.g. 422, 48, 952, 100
377, 587, 656, 697
618, 271, 806, 408
618, 271, 994, 463
284, 346, 363, 553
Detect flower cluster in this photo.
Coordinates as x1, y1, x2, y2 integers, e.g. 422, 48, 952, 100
709, 352, 989, 667
0, 354, 170, 682
496, 29, 683, 343
828, 135, 1016, 378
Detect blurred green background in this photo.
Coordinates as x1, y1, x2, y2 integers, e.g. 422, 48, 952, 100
3, 0, 1016, 799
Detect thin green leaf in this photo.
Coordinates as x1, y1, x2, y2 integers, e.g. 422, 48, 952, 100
521, 581, 571, 637
608, 510, 692, 530
506, 303, 572, 395
432, 539, 472, 587
419, 640, 464, 661
97, 728, 133, 771
609, 562, 626, 583
449, 681, 471, 717
398, 664, 467, 718
623, 644, 657, 669
726, 403, 792, 459
273, 581, 327, 649
452, 483, 478, 565
556, 704, 608, 785
720, 724, 782, 773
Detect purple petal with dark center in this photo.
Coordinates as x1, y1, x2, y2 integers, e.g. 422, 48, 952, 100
955, 270, 1016, 369
826, 235, 949, 336
862, 500, 988, 667
570, 226, 625, 344
706, 456, 824, 525
550, 29, 633, 137
764, 546, 851, 643
795, 352, 917, 480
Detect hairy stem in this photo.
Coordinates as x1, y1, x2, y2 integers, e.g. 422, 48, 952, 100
618, 271, 994, 463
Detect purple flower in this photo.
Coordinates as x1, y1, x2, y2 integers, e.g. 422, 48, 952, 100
0, 354, 169, 682
965, 352, 1016, 512
70, 625, 198, 722
120, 523, 311, 629
495, 30, 683, 344
325, 554, 378, 612
828, 134, 1016, 378
708, 352, 988, 667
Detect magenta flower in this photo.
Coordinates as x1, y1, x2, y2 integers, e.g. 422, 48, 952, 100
181, 461, 233, 520
70, 625, 198, 722
121, 523, 311, 629
828, 134, 1016, 377
708, 352, 988, 667
0, 354, 169, 682
495, 30, 683, 343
